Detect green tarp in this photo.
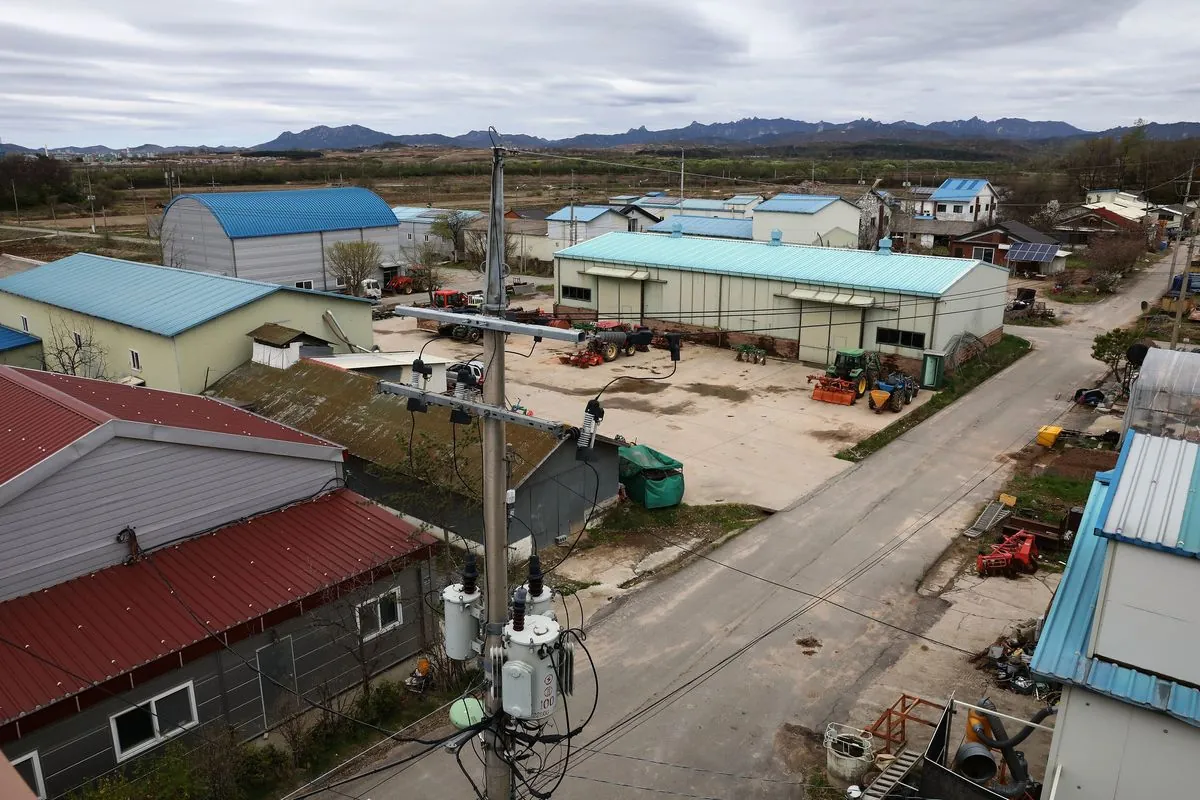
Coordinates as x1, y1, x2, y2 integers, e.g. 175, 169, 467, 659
618, 445, 685, 509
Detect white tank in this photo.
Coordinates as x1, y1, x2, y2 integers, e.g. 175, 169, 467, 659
442, 583, 481, 661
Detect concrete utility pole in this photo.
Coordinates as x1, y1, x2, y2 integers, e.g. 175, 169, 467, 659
10, 180, 19, 224
679, 149, 685, 202
1171, 161, 1198, 350
481, 146, 513, 800
85, 169, 96, 233
1167, 160, 1196, 292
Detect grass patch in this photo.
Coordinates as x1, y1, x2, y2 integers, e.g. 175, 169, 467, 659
836, 334, 1031, 462
535, 283, 555, 293
585, 502, 767, 548
1051, 291, 1105, 304
1004, 315, 1063, 327
554, 578, 601, 596
1005, 473, 1093, 522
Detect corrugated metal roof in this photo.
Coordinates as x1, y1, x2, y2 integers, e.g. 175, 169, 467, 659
755, 195, 843, 215
726, 194, 762, 204
678, 199, 726, 211
168, 188, 398, 239
1099, 433, 1200, 557
0, 253, 284, 336
391, 206, 483, 223
0, 368, 108, 484
632, 196, 681, 208
0, 489, 435, 723
647, 215, 753, 240
555, 232, 992, 296
930, 178, 990, 201
1031, 450, 1200, 728
0, 324, 39, 352
546, 205, 617, 223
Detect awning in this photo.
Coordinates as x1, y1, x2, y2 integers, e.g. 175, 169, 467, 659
785, 287, 876, 307
584, 266, 650, 280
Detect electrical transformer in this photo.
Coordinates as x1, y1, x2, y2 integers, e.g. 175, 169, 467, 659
442, 583, 482, 661
501, 614, 561, 720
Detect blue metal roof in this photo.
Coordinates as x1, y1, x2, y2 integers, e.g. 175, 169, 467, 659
678, 199, 726, 211
0, 324, 39, 352
930, 178, 990, 202
546, 205, 618, 223
167, 188, 398, 239
1031, 444, 1200, 728
647, 216, 753, 240
632, 197, 681, 208
755, 195, 844, 215
0, 253, 360, 337
391, 206, 482, 224
726, 194, 761, 205
555, 232, 996, 296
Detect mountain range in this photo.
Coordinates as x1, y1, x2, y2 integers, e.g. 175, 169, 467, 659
5, 116, 1199, 156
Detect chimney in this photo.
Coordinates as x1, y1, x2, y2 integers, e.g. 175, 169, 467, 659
670, 220, 683, 238
769, 229, 783, 246
877, 237, 892, 255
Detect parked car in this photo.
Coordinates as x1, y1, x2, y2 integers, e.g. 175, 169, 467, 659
446, 360, 486, 392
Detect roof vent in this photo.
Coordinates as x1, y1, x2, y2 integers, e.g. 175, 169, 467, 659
670, 220, 683, 239
769, 229, 783, 246
878, 237, 892, 255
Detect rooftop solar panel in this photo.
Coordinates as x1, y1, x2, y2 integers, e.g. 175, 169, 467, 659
1008, 242, 1059, 262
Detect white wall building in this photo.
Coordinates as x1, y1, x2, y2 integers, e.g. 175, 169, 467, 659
914, 178, 998, 224
390, 206, 483, 262
750, 194, 862, 248
545, 205, 632, 250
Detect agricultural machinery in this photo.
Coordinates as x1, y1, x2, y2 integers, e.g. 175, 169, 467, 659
826, 349, 882, 398
977, 531, 1039, 577
868, 372, 919, 413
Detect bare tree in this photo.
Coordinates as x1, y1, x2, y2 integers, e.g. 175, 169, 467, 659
464, 229, 516, 266
325, 241, 382, 295
158, 225, 185, 268
430, 210, 474, 262
44, 317, 108, 378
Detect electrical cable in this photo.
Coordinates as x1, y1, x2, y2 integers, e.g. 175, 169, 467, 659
544, 460, 602, 577
455, 744, 487, 800
591, 359, 677, 402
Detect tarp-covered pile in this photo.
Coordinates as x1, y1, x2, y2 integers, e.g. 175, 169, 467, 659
618, 445, 684, 509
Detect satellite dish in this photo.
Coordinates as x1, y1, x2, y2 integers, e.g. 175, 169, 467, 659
1127, 342, 1150, 367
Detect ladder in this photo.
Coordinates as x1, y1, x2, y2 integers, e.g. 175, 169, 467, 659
862, 748, 922, 799
965, 501, 1011, 540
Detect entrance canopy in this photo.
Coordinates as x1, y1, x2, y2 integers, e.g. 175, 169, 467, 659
785, 287, 876, 307
583, 266, 650, 280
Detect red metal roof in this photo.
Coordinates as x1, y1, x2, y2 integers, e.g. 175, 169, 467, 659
0, 367, 333, 483
0, 489, 435, 724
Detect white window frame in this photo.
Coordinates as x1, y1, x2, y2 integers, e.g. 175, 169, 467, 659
72, 331, 83, 348
19, 315, 29, 333
11, 750, 45, 799
129, 349, 141, 372
953, 204, 964, 214
294, 280, 313, 290
335, 275, 347, 288
355, 587, 403, 642
109, 681, 199, 762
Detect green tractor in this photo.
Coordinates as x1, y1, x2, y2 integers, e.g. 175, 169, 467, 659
826, 348, 882, 399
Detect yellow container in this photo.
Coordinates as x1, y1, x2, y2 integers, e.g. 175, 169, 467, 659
1036, 425, 1063, 448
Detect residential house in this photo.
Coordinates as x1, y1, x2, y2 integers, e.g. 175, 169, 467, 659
0, 253, 372, 393
630, 195, 683, 220
391, 206, 484, 265
886, 216, 979, 252
1053, 206, 1140, 247
951, 219, 1067, 274
750, 194, 862, 248
505, 208, 549, 221
616, 204, 663, 232
647, 216, 753, 241
208, 359, 621, 551
160, 188, 401, 290
0, 367, 435, 799
913, 178, 998, 225
546, 205, 633, 250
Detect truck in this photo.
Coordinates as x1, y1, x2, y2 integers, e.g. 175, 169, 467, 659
415, 291, 552, 342
385, 265, 439, 295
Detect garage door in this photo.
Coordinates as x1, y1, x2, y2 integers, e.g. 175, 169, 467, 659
796, 303, 863, 365
596, 277, 641, 323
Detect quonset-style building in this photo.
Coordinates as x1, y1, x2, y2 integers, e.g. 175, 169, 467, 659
553, 231, 1007, 369
161, 188, 401, 290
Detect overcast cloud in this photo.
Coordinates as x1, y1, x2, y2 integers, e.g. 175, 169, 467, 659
2, 0, 1197, 148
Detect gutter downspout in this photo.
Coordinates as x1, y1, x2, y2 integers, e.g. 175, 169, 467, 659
323, 310, 370, 353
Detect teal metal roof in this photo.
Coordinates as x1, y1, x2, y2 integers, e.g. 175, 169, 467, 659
679, 199, 726, 211
546, 205, 617, 223
555, 232, 993, 296
0, 253, 360, 337
166, 188, 398, 239
726, 194, 762, 204
647, 216, 752, 240
1031, 445, 1200, 728
0, 325, 39, 352
755, 195, 846, 215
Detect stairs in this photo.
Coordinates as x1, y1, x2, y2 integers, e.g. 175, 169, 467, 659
965, 501, 1011, 539
862, 748, 922, 799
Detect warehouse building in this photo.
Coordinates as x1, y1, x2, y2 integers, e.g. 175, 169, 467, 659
0, 253, 372, 393
554, 232, 1007, 368
161, 188, 400, 290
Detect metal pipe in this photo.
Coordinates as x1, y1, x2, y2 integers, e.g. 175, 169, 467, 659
950, 700, 1056, 733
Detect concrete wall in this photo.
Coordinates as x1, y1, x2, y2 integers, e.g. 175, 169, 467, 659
0, 566, 428, 799
0, 436, 337, 601
0, 340, 43, 369
933, 261, 1008, 352
172, 291, 372, 393
1094, 543, 1200, 685
159, 198, 235, 273
0, 294, 182, 390
752, 202, 862, 246
1045, 687, 1200, 800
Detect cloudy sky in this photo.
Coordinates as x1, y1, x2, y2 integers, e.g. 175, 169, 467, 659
3, 0, 1197, 148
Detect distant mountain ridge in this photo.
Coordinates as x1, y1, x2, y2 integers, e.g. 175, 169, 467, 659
7, 116, 1200, 156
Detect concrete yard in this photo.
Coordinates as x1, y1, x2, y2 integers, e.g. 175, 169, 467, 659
372, 315, 932, 511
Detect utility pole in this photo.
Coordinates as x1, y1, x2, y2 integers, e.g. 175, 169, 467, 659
679, 149, 685, 202
1167, 159, 1196, 292
86, 169, 97, 233
481, 146, 514, 800
568, 169, 576, 247
1171, 160, 1198, 350
10, 180, 19, 224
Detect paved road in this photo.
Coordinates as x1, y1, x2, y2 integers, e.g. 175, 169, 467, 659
329, 251, 1174, 800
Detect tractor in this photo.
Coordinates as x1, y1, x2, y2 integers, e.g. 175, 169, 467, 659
867, 372, 919, 413
825, 349, 882, 398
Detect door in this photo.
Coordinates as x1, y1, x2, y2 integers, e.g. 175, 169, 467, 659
257, 636, 298, 728
596, 277, 640, 323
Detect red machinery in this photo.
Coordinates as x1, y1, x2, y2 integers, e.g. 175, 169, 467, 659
558, 351, 604, 368
807, 374, 857, 406
976, 532, 1038, 577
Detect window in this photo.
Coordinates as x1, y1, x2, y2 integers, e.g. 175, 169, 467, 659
11, 751, 45, 799
423, 234, 429, 242
936, 203, 947, 213
294, 280, 313, 290
130, 349, 141, 371
972, 246, 995, 263
72, 331, 83, 348
561, 285, 592, 302
110, 682, 198, 761
19, 315, 29, 332
952, 204, 964, 214
875, 327, 927, 350
356, 588, 403, 641
407, 233, 413, 239
335, 276, 347, 288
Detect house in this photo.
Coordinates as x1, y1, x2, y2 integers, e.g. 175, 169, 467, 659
391, 206, 484, 264
505, 208, 549, 221
160, 188, 401, 290
913, 178, 998, 225
677, 198, 734, 218
1053, 206, 1140, 247
546, 205, 633, 248
305, 350, 454, 393
951, 219, 1066, 274
1032, 426, 1200, 799
0, 253, 372, 393
723, 194, 764, 217
0, 324, 41, 368
790, 182, 894, 248
888, 216, 980, 252
554, 232, 1008, 370
750, 194, 862, 248
0, 367, 435, 799
207, 359, 621, 551
1084, 188, 1152, 218
630, 195, 683, 220
646, 215, 753, 241
616, 204, 664, 232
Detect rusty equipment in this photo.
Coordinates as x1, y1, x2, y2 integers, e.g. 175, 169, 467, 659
807, 374, 857, 406
977, 531, 1038, 577
558, 350, 605, 368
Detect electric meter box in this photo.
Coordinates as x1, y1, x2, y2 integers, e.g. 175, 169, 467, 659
501, 614, 561, 720
442, 584, 481, 661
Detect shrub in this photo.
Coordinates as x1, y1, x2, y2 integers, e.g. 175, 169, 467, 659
235, 744, 293, 795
